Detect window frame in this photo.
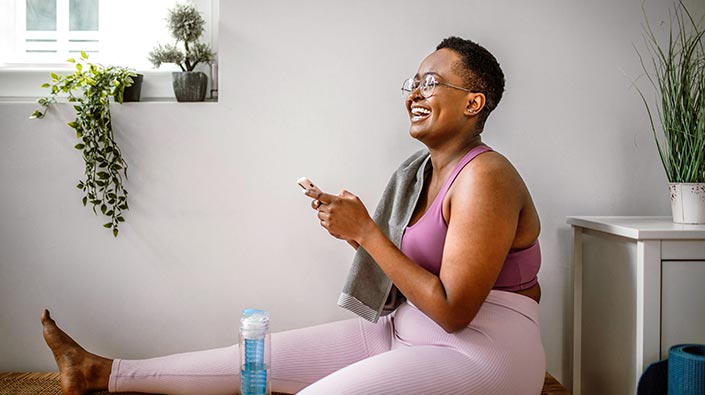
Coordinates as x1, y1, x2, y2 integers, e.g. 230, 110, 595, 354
0, 0, 219, 102
15, 0, 102, 65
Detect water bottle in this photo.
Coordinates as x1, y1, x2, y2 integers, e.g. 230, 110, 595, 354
239, 308, 271, 395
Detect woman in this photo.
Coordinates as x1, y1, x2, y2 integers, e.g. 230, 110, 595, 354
42, 36, 545, 395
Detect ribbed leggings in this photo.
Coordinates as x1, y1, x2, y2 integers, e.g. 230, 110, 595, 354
109, 290, 545, 395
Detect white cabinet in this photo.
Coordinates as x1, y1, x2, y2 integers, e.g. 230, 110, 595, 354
568, 216, 705, 395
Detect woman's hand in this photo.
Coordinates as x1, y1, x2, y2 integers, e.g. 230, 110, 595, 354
305, 189, 375, 247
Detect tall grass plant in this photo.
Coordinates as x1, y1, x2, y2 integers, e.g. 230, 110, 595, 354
636, 1, 705, 183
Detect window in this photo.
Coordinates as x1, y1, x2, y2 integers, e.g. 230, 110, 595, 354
1, 0, 217, 70
20, 0, 100, 62
0, 0, 218, 99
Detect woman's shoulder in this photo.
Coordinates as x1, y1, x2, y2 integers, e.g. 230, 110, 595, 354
451, 150, 527, 198
468, 149, 521, 180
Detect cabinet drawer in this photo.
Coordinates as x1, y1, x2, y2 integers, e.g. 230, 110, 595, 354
661, 240, 705, 260
661, 260, 705, 358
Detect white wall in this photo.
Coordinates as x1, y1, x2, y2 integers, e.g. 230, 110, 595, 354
2, 0, 702, 388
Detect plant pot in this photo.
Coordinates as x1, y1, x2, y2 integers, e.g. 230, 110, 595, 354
172, 71, 208, 102
122, 73, 143, 102
669, 183, 705, 224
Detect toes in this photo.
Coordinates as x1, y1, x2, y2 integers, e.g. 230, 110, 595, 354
41, 309, 53, 325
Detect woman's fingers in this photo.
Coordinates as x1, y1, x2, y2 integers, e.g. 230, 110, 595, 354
305, 190, 336, 204
308, 189, 370, 245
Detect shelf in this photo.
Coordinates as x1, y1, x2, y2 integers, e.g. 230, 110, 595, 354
566, 216, 705, 240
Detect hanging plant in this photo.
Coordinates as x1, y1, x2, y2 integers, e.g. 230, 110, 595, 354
31, 51, 136, 237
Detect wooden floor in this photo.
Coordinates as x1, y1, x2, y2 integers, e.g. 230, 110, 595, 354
0, 371, 570, 394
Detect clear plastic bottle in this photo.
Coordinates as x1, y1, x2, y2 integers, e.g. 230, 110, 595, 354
239, 308, 271, 395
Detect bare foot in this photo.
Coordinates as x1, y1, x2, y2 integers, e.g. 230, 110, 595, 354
41, 309, 112, 395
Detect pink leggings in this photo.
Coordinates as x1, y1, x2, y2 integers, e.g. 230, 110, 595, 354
109, 291, 545, 394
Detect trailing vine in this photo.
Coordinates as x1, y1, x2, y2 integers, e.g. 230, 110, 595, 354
31, 51, 136, 237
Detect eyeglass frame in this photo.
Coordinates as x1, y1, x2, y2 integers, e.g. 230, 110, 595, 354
401, 73, 476, 99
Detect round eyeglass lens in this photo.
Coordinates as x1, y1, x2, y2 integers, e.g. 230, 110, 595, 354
420, 75, 436, 98
401, 78, 416, 97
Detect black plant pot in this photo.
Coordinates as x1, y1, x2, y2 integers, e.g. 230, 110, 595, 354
122, 73, 143, 102
172, 71, 208, 102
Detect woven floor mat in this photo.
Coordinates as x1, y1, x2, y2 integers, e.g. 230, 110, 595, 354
0, 372, 295, 395
0, 372, 147, 395
1, 371, 569, 394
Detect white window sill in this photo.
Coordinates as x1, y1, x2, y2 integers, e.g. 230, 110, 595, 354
0, 68, 218, 102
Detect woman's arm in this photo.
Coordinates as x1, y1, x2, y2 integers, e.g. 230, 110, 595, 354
310, 154, 525, 332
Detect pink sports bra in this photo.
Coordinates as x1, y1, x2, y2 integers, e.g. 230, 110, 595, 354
400, 144, 541, 292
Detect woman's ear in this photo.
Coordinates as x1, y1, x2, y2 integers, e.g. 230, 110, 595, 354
464, 93, 486, 116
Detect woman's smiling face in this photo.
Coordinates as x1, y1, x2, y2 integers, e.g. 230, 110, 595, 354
405, 48, 482, 144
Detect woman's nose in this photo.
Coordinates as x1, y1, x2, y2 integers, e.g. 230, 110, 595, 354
408, 86, 423, 101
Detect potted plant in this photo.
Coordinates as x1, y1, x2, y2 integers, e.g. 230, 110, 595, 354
122, 73, 144, 102
636, 2, 705, 224
148, 2, 216, 102
31, 51, 135, 237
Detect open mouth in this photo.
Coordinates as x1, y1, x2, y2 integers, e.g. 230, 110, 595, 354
410, 105, 431, 122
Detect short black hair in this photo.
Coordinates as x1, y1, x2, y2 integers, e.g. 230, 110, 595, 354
436, 36, 505, 129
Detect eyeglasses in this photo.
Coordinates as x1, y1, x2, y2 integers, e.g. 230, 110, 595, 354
401, 74, 474, 99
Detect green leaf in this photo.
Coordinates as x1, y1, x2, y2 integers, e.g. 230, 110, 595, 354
76, 182, 84, 189
41, 83, 50, 88
113, 228, 119, 237
81, 51, 88, 59
50, 72, 59, 80
67, 121, 77, 128
29, 110, 43, 119
97, 172, 109, 179
76, 63, 82, 72
106, 210, 114, 216
117, 216, 125, 222
100, 204, 107, 214
82, 196, 87, 206
74, 143, 85, 150
67, 58, 75, 63
103, 222, 112, 228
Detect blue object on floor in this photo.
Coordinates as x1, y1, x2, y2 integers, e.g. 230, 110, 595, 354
669, 344, 705, 395
637, 344, 705, 395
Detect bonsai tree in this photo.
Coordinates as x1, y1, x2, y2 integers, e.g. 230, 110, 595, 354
31, 51, 135, 237
148, 2, 216, 71
636, 2, 705, 183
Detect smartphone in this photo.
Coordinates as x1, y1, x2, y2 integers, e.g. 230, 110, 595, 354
297, 177, 322, 196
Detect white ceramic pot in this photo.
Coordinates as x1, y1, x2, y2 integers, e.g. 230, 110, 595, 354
669, 183, 705, 224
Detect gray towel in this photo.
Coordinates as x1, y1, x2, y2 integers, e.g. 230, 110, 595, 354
337, 149, 431, 322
